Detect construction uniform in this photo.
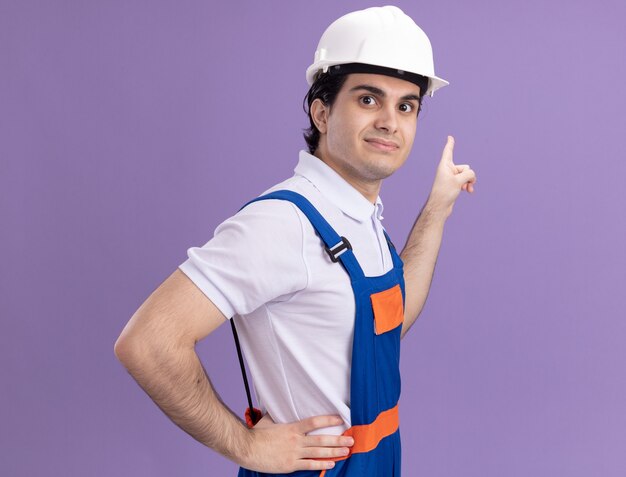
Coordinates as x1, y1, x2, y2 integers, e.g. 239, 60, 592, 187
180, 151, 405, 475
237, 190, 404, 476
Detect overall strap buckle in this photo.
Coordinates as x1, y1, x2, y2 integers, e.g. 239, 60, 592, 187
325, 236, 352, 263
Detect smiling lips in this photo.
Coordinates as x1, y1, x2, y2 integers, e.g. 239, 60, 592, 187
364, 137, 400, 152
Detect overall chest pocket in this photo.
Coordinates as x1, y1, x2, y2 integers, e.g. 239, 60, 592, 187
370, 284, 404, 335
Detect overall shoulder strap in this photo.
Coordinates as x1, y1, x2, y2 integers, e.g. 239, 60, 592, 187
242, 190, 365, 280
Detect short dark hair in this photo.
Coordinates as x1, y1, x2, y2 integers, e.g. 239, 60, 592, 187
302, 68, 428, 154
302, 73, 349, 155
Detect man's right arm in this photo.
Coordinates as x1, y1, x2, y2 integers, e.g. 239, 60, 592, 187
114, 269, 352, 473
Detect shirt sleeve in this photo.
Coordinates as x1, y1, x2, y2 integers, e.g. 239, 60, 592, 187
179, 199, 309, 319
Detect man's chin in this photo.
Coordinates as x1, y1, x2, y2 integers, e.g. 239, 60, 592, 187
366, 158, 408, 180
363, 164, 402, 182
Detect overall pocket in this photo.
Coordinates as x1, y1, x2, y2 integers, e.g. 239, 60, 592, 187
370, 284, 404, 335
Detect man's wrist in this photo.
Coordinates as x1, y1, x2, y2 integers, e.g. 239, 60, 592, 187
224, 420, 258, 468
207, 412, 255, 467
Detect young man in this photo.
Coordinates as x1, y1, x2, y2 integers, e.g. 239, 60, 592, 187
115, 6, 476, 476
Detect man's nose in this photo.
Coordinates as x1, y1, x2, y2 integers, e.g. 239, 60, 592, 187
374, 104, 398, 134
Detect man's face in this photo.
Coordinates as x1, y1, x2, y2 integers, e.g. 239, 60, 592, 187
315, 73, 421, 189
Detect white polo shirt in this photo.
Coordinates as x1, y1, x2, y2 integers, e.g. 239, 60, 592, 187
179, 150, 394, 435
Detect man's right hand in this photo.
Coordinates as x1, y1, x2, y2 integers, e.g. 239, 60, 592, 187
239, 414, 354, 473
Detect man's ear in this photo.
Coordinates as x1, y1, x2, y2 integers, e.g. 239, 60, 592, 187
310, 98, 329, 134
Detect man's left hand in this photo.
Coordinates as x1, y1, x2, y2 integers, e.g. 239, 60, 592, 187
427, 135, 477, 219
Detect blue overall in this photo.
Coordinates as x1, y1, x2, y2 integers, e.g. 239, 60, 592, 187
237, 190, 405, 477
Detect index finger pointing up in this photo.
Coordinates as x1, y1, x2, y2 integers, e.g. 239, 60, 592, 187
442, 135, 455, 163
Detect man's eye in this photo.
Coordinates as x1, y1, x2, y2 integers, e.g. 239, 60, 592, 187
360, 95, 377, 106
399, 103, 414, 113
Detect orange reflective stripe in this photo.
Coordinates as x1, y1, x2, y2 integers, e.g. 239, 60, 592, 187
317, 404, 399, 466
371, 284, 404, 334
345, 404, 399, 454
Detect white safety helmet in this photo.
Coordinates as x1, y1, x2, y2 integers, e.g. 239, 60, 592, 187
306, 6, 448, 97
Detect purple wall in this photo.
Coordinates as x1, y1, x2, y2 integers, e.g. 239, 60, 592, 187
2, 1, 625, 475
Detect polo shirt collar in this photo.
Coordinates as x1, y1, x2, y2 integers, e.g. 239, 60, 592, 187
294, 150, 384, 223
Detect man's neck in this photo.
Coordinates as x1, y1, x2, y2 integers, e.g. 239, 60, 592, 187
313, 151, 381, 204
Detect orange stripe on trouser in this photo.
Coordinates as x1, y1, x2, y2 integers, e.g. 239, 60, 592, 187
318, 404, 399, 477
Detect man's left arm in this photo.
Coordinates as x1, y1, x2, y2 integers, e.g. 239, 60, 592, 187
400, 136, 476, 338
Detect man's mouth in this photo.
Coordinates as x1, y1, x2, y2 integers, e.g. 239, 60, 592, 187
364, 138, 400, 152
